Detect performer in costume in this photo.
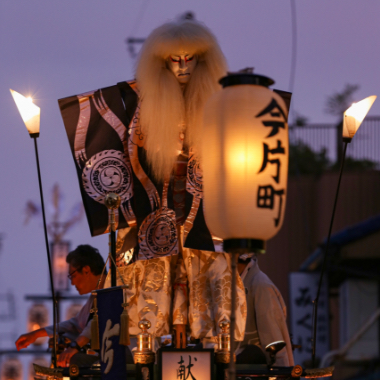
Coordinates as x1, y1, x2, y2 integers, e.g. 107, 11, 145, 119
113, 19, 247, 348
59, 19, 246, 349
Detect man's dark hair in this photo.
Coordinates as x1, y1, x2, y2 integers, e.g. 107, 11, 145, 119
66, 245, 105, 276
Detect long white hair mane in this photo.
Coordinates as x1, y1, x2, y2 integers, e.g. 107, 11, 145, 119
135, 19, 227, 181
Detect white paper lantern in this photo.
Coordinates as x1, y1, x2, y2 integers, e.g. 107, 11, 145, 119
52, 241, 70, 292
1, 358, 23, 380
27, 303, 49, 346
202, 73, 289, 249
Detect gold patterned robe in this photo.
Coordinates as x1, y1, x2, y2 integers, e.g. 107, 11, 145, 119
173, 246, 247, 341
104, 255, 176, 337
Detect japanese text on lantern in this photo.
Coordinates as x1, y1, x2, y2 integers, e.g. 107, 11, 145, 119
256, 98, 287, 227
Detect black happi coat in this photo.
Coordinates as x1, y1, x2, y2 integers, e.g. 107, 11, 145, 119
58, 81, 222, 262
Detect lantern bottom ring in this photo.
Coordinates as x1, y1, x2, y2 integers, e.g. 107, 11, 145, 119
223, 239, 266, 255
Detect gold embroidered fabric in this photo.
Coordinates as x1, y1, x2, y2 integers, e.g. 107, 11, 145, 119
104, 245, 247, 341
173, 248, 247, 341
104, 255, 177, 337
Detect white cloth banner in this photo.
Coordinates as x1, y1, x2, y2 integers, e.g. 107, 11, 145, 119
289, 272, 329, 365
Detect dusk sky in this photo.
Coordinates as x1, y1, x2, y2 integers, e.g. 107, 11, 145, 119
1, 0, 380, 367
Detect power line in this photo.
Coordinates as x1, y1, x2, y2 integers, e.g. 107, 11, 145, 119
288, 0, 298, 94
129, 0, 150, 37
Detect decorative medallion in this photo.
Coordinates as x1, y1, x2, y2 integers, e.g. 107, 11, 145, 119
186, 153, 203, 198
82, 150, 133, 204
138, 208, 178, 259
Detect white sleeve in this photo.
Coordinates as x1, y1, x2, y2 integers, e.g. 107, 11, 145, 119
254, 283, 293, 366
44, 296, 92, 339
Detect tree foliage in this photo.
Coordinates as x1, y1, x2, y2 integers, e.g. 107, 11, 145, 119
289, 142, 377, 177
289, 83, 377, 176
324, 83, 360, 117
289, 142, 330, 176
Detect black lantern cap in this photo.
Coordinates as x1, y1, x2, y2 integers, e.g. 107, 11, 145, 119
219, 68, 275, 88
223, 238, 266, 255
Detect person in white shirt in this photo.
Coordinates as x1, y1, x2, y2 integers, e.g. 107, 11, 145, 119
237, 254, 294, 366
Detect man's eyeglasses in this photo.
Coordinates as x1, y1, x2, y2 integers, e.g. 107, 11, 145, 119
67, 267, 81, 280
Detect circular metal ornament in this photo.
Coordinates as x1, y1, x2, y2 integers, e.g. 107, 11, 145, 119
104, 192, 121, 210
138, 208, 178, 259
291, 365, 303, 377
186, 154, 203, 198
82, 150, 133, 204
69, 364, 79, 377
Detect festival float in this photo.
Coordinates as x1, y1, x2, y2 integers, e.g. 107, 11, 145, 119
13, 18, 371, 380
